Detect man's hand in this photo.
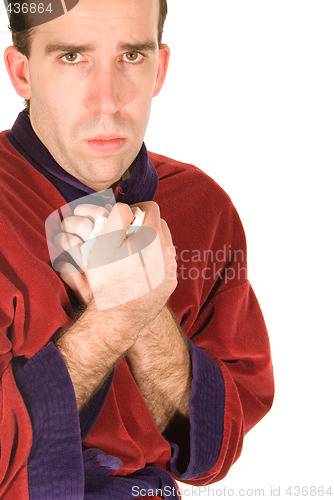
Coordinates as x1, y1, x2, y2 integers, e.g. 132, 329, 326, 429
53, 201, 178, 411
55, 202, 176, 323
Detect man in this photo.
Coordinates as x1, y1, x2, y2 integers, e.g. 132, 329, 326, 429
0, 0, 274, 498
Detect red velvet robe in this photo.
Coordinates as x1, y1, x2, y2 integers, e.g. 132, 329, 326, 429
0, 131, 274, 498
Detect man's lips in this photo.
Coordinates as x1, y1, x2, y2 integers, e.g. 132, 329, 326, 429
86, 136, 126, 154
88, 134, 124, 141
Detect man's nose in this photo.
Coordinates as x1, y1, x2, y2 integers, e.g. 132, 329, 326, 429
85, 64, 121, 114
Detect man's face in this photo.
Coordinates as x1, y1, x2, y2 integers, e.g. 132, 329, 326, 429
25, 0, 168, 191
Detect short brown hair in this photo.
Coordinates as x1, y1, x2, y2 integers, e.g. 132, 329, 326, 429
7, 0, 168, 110
9, 0, 167, 55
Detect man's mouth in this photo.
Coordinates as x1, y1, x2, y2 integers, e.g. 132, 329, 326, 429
87, 135, 127, 154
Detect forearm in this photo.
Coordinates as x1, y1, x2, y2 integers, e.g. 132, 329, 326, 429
55, 302, 135, 412
126, 306, 192, 432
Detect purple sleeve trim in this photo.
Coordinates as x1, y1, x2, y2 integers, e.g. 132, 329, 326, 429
168, 340, 225, 480
11, 339, 225, 496
80, 371, 114, 441
84, 461, 180, 499
13, 342, 84, 500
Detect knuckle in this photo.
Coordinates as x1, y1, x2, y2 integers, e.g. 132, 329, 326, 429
61, 216, 71, 232
139, 201, 160, 217
115, 202, 131, 211
168, 244, 176, 260
73, 204, 92, 215
115, 202, 133, 218
150, 201, 160, 216
74, 204, 109, 219
61, 216, 94, 239
77, 218, 93, 233
54, 232, 78, 251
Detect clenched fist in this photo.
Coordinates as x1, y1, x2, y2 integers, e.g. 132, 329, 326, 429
52, 201, 177, 335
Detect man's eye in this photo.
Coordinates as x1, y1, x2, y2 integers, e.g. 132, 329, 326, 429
123, 51, 144, 63
61, 52, 86, 64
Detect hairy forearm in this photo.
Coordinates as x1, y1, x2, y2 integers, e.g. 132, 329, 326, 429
55, 303, 134, 412
126, 306, 192, 432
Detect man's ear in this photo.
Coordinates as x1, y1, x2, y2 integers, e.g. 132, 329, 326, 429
4, 46, 31, 99
153, 43, 170, 97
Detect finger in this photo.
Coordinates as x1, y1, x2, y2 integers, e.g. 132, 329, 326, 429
126, 202, 163, 253
131, 202, 162, 242
61, 215, 94, 242
80, 203, 135, 268
73, 204, 110, 221
160, 219, 173, 247
131, 201, 160, 227
160, 219, 177, 269
53, 232, 85, 270
101, 203, 134, 237
53, 232, 83, 253
56, 260, 81, 275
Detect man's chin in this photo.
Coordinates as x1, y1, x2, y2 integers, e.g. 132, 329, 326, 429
76, 161, 127, 192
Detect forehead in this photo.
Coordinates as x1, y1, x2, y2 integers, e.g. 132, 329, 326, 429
33, 0, 160, 46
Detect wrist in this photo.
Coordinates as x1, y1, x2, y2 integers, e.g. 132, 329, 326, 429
55, 305, 131, 411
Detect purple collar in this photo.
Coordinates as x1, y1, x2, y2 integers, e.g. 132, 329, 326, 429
7, 111, 158, 204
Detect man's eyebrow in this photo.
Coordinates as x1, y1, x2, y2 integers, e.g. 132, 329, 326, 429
45, 43, 95, 55
44, 41, 158, 55
118, 41, 158, 52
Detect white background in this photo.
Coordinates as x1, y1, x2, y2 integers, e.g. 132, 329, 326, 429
1, 1, 333, 498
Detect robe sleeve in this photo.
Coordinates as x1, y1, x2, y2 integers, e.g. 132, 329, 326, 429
0, 272, 32, 499
164, 184, 274, 485
164, 280, 274, 485
165, 340, 225, 479
164, 284, 273, 485
12, 343, 84, 499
